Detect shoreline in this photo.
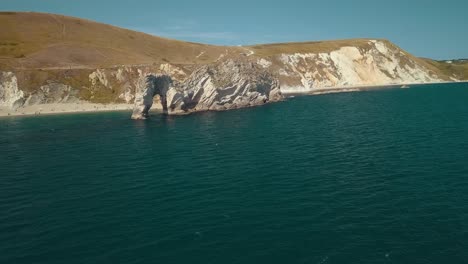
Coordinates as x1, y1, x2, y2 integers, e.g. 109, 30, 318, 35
1, 81, 466, 118
0, 103, 134, 118
281, 81, 468, 96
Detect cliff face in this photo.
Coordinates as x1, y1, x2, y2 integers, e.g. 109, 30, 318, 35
0, 64, 187, 114
129, 59, 282, 118
1, 12, 467, 117
167, 59, 282, 113
0, 40, 465, 117
0, 72, 23, 110
265, 40, 442, 93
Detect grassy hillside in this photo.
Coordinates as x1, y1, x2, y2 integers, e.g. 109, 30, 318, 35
0, 11, 466, 81
248, 39, 377, 56
0, 12, 235, 69
421, 59, 468, 81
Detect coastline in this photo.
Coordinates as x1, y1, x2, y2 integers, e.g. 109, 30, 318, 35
1, 81, 466, 118
281, 81, 467, 96
0, 103, 133, 118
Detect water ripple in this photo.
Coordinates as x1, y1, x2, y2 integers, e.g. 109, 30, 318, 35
1, 84, 468, 264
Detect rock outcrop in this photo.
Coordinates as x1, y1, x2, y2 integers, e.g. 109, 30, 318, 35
165, 59, 282, 114
1, 71, 82, 112
0, 72, 24, 110
24, 83, 80, 106
131, 74, 172, 119
130, 59, 282, 118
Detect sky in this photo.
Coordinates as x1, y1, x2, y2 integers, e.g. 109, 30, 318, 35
1, 0, 467, 60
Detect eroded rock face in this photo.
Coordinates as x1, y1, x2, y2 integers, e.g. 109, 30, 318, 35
0, 72, 24, 110
0, 71, 82, 111
89, 69, 109, 88
24, 83, 80, 106
130, 59, 283, 118
166, 59, 282, 114
266, 40, 443, 93
131, 74, 173, 119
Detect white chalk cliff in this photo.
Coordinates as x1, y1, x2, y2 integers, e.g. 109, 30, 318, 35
263, 40, 442, 93
0, 72, 24, 110
0, 40, 465, 117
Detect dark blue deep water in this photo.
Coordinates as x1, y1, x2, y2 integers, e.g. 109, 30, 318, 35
1, 83, 468, 264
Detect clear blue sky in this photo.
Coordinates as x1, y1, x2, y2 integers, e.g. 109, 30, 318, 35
1, 0, 467, 60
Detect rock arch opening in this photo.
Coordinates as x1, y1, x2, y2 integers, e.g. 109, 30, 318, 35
131, 74, 172, 119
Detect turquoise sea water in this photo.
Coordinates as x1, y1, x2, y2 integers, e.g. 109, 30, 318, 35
1, 83, 468, 264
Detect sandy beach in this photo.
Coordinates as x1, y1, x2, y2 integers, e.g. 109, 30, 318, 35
283, 81, 466, 96
0, 102, 134, 117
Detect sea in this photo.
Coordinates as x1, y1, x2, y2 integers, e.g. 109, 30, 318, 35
1, 83, 468, 264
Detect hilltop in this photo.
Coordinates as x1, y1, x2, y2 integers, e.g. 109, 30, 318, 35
0, 12, 238, 69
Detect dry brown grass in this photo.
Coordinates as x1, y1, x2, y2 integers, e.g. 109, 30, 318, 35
420, 59, 468, 80
0, 12, 238, 68
248, 39, 379, 57
0, 12, 466, 80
